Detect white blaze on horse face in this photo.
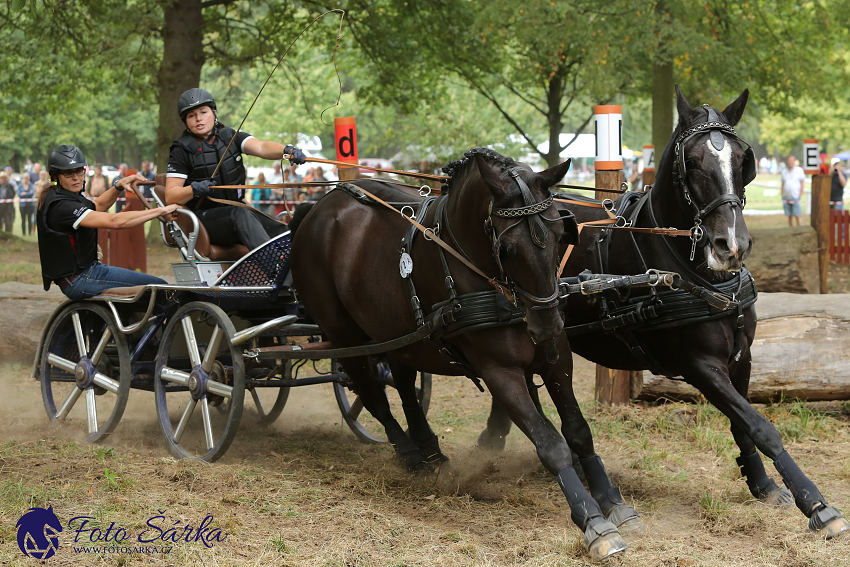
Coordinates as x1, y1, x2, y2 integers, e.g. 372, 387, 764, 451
705, 138, 741, 263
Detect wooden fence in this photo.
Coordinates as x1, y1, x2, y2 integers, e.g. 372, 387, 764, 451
830, 208, 850, 264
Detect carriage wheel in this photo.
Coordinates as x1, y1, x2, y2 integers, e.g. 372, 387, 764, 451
154, 302, 245, 462
333, 360, 432, 444
40, 303, 131, 443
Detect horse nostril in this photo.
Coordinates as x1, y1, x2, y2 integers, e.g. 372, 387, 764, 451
714, 237, 730, 253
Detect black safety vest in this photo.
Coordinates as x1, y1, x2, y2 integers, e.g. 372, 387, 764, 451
171, 124, 246, 210
36, 187, 98, 290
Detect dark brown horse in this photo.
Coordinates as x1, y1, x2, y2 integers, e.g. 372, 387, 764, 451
478, 88, 849, 539
291, 149, 639, 560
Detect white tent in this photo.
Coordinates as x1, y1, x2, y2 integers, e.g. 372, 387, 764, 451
537, 134, 596, 159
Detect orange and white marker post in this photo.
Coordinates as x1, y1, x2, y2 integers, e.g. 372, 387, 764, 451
334, 116, 359, 181
593, 104, 639, 405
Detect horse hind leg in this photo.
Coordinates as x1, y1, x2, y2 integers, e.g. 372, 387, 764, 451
385, 359, 447, 465
728, 353, 793, 507
342, 357, 430, 470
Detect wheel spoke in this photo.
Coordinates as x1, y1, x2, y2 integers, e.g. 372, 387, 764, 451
250, 388, 267, 416
90, 328, 113, 365
206, 380, 233, 400
47, 353, 77, 374
174, 399, 197, 443
199, 397, 215, 450
55, 386, 83, 420
92, 372, 120, 394
85, 387, 98, 434
348, 396, 364, 420
181, 316, 202, 368
160, 366, 190, 386
71, 312, 89, 358
201, 325, 224, 373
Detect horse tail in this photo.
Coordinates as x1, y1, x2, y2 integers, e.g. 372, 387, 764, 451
288, 202, 314, 236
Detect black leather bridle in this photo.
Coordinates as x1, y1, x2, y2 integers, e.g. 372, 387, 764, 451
442, 167, 564, 310
671, 106, 756, 260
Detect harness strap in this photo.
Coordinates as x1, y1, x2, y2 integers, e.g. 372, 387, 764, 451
349, 184, 516, 302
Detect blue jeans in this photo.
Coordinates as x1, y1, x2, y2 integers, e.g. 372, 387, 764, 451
61, 262, 166, 300
783, 199, 802, 217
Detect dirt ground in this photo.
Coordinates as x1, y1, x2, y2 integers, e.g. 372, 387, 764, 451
2, 215, 849, 565
1, 354, 848, 566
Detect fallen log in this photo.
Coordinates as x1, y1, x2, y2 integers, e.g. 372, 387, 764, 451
745, 227, 820, 294
636, 292, 850, 402
0, 281, 65, 364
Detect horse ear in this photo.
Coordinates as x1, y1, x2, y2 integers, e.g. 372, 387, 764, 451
473, 153, 507, 196
721, 89, 749, 126
675, 84, 693, 125
538, 158, 572, 189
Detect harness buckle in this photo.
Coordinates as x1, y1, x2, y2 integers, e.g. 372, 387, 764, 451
601, 199, 615, 213
400, 205, 415, 219
419, 185, 432, 197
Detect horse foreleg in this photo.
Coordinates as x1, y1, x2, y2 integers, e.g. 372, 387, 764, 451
342, 357, 429, 470
689, 362, 850, 539
386, 359, 446, 464
540, 335, 641, 532
727, 353, 793, 506
481, 364, 627, 561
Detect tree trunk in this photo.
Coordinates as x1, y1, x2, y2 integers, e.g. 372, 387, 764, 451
545, 75, 564, 168
652, 60, 674, 154
156, 0, 205, 173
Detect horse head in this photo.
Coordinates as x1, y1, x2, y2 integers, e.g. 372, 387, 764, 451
658, 87, 755, 273
443, 148, 575, 344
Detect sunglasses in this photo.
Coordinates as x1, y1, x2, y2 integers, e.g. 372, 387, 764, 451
59, 168, 86, 178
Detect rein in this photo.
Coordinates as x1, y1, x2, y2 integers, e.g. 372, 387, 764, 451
347, 184, 517, 302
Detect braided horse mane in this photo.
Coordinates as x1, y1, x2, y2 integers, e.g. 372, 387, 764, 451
441, 147, 518, 193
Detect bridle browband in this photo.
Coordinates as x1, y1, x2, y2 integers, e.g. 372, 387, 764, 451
671, 105, 756, 260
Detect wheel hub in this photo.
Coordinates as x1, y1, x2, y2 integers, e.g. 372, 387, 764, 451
188, 368, 208, 401
74, 359, 96, 389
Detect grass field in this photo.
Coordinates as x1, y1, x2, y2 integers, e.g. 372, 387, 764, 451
1, 358, 848, 566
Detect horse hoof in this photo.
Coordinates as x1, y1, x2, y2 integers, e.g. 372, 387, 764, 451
476, 429, 506, 451
607, 504, 644, 533
761, 487, 794, 508
808, 505, 850, 539
583, 517, 627, 562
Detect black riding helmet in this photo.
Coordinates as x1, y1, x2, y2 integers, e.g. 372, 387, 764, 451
48, 145, 87, 179
178, 88, 216, 122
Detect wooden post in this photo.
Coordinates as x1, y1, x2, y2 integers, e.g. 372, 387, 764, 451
810, 174, 830, 294
642, 170, 656, 190
337, 165, 359, 181
594, 169, 633, 405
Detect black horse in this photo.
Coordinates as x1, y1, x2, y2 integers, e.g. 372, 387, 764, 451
478, 88, 849, 539
290, 149, 640, 561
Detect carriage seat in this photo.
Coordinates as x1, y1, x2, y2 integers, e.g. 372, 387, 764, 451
96, 285, 147, 298
154, 178, 249, 261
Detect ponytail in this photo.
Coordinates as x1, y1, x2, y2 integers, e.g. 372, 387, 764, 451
38, 177, 59, 210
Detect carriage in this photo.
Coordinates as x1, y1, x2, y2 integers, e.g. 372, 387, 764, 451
31, 177, 433, 463
30, 88, 849, 561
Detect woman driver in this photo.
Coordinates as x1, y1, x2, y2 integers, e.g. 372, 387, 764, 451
37, 144, 178, 299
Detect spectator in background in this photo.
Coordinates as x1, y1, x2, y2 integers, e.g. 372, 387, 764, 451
17, 172, 36, 235
0, 171, 16, 232
140, 160, 156, 199
111, 163, 128, 212
288, 163, 302, 183
88, 165, 109, 200
309, 167, 329, 201
251, 172, 276, 217
36, 170, 50, 200
24, 158, 33, 173
831, 158, 847, 210
781, 155, 806, 226
29, 163, 41, 185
